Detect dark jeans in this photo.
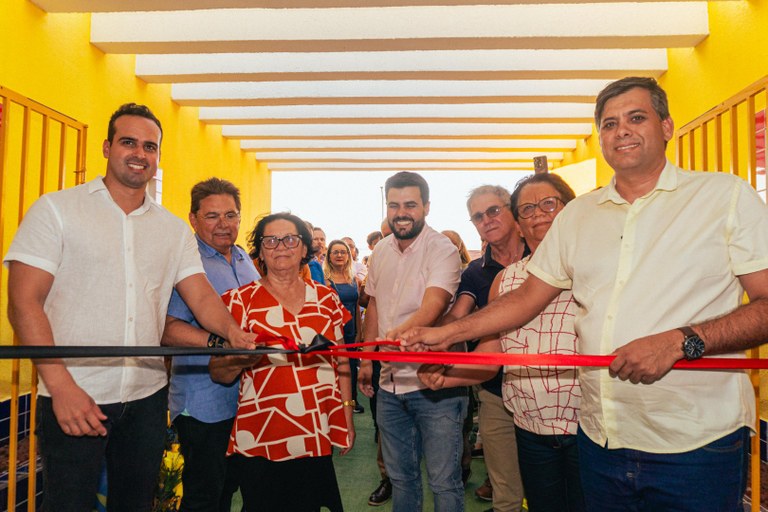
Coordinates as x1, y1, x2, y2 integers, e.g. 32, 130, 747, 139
36, 386, 168, 512
231, 454, 343, 512
175, 415, 240, 512
515, 426, 584, 512
577, 426, 749, 512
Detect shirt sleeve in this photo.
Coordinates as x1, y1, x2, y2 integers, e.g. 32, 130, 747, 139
173, 226, 206, 285
166, 288, 196, 324
3, 195, 63, 275
527, 210, 573, 290
426, 235, 462, 295
727, 178, 768, 276
455, 266, 477, 302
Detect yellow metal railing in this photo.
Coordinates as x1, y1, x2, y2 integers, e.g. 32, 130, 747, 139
0, 85, 87, 512
677, 76, 768, 512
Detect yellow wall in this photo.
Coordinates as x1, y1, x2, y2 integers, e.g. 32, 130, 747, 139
572, 1, 768, 186
0, 0, 271, 235
662, 1, 768, 131
0, 0, 271, 397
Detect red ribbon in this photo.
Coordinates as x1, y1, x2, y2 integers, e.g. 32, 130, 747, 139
322, 340, 768, 370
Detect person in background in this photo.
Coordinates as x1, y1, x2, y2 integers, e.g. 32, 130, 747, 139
325, 239, 365, 414
312, 226, 328, 263
441, 228, 477, 488
5, 103, 256, 512
442, 230, 472, 270
440, 185, 528, 512
300, 220, 325, 284
420, 173, 584, 512
343, 236, 368, 281
210, 212, 355, 512
359, 221, 392, 506
403, 77, 768, 512
358, 171, 463, 512
162, 177, 260, 512
366, 230, 383, 253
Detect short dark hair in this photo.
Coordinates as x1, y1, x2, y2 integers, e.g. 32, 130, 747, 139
510, 173, 576, 221
366, 231, 382, 246
107, 103, 163, 144
247, 212, 315, 272
190, 177, 241, 214
384, 171, 430, 204
594, 77, 670, 128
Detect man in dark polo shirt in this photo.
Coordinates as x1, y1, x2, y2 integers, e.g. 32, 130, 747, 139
439, 185, 527, 512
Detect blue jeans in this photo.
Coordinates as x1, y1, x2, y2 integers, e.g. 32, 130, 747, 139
577, 426, 749, 512
36, 386, 168, 512
515, 426, 584, 512
377, 387, 468, 512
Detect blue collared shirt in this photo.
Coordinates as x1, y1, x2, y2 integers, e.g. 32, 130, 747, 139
168, 235, 260, 422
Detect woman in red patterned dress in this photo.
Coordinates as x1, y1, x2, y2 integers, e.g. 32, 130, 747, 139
210, 212, 355, 512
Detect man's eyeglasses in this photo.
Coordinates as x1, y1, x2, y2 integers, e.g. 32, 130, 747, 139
200, 211, 240, 224
260, 234, 302, 249
516, 197, 563, 219
330, 250, 348, 257
470, 204, 509, 225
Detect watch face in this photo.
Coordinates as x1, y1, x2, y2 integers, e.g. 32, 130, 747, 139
683, 336, 705, 360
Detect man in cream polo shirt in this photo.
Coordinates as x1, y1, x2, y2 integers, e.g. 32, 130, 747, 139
4, 104, 256, 512
403, 77, 768, 511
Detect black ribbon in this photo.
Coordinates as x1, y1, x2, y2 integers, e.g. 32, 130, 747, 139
0, 334, 336, 360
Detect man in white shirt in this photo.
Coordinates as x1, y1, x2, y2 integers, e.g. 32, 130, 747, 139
403, 77, 768, 511
5, 103, 256, 512
358, 171, 463, 512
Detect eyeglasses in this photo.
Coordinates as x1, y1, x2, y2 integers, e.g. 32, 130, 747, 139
469, 204, 509, 225
260, 234, 302, 249
200, 211, 240, 224
330, 249, 348, 257
516, 196, 563, 219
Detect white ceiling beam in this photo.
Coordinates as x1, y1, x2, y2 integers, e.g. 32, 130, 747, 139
267, 162, 539, 171
198, 103, 595, 124
251, 150, 565, 160
238, 139, 577, 150
32, 0, 723, 14
139, 49, 667, 83
221, 123, 594, 138
171, 79, 615, 106
92, 4, 708, 54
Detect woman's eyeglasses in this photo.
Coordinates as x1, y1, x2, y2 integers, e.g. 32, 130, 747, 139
470, 204, 509, 225
516, 196, 563, 219
260, 234, 302, 249
330, 250, 348, 257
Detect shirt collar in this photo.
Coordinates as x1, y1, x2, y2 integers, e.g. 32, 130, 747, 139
481, 243, 496, 268
88, 176, 156, 215
195, 234, 243, 262
596, 160, 677, 205
386, 224, 431, 255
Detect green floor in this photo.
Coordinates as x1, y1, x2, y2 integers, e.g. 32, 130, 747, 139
332, 395, 493, 512
231, 393, 494, 512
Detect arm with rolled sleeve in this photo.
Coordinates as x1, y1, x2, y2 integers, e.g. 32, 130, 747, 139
5, 197, 107, 437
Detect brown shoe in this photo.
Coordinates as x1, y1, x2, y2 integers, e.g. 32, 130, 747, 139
368, 478, 392, 506
475, 476, 493, 502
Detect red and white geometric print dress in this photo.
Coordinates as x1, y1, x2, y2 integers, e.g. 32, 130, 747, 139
221, 279, 352, 462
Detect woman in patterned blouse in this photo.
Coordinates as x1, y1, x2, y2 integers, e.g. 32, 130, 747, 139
210, 212, 355, 512
418, 174, 584, 512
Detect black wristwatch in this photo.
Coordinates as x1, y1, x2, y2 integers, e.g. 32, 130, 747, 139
207, 333, 227, 348
678, 326, 705, 361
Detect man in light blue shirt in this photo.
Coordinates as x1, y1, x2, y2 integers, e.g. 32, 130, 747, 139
162, 177, 260, 512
